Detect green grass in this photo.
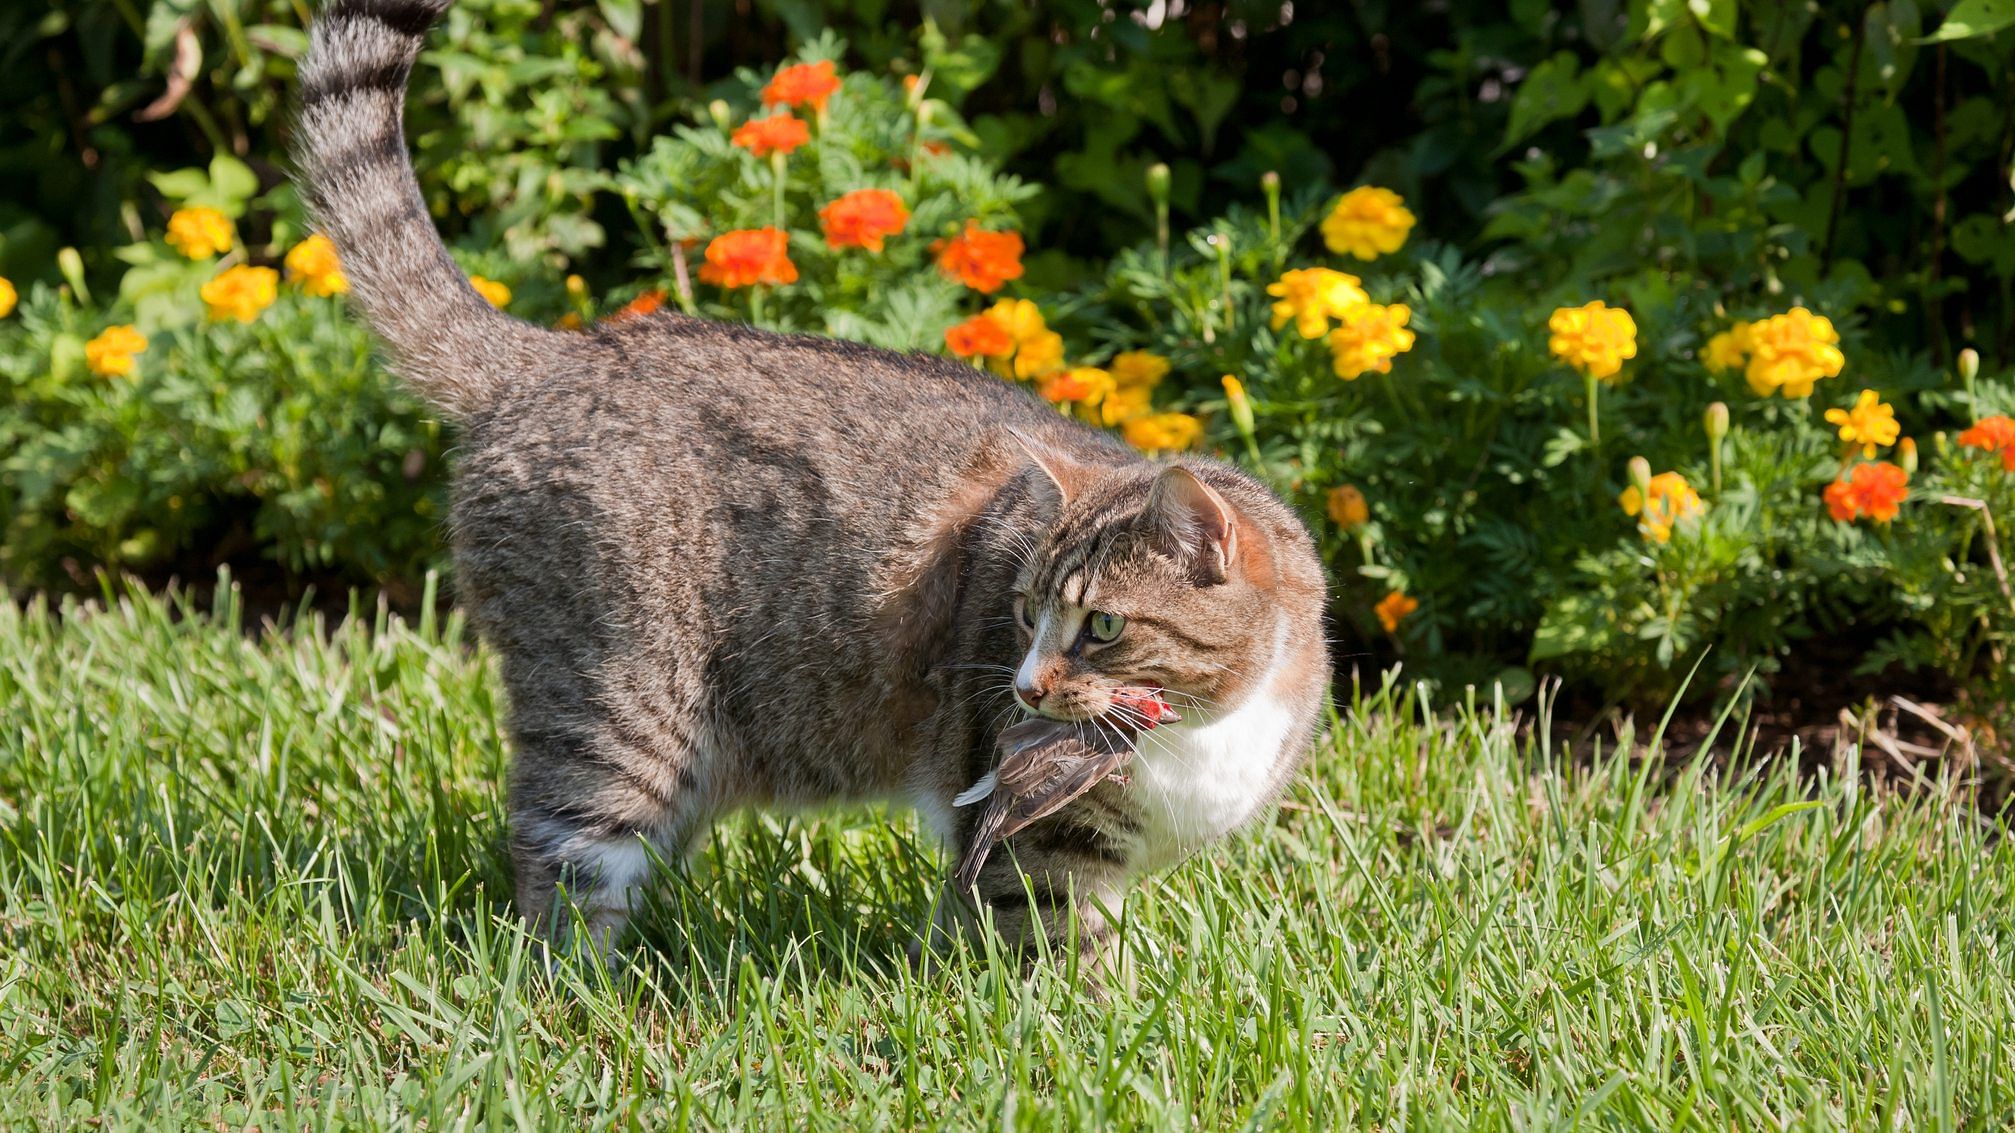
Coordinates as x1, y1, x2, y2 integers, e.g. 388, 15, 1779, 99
2, 580, 2012, 1129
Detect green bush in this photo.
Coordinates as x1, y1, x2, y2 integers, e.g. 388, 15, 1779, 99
4, 0, 2015, 735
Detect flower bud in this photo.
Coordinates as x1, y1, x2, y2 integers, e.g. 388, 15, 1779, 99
707, 100, 732, 131
1261, 170, 1280, 195
1898, 436, 1918, 475
1627, 455, 1653, 499
565, 274, 587, 297
58, 247, 89, 304
1222, 374, 1255, 437
1704, 401, 1729, 443
1146, 163, 1171, 207
1957, 347, 1979, 383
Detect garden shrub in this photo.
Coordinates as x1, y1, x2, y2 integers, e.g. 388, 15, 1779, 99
4, 1, 2015, 738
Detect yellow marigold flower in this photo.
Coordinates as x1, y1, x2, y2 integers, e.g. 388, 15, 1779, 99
0, 277, 15, 318
84, 324, 149, 377
1328, 302, 1416, 380
1321, 186, 1415, 261
1825, 389, 1900, 458
165, 207, 235, 259
1374, 590, 1418, 633
1618, 470, 1704, 544
1037, 366, 1115, 407
200, 265, 279, 323
982, 298, 1065, 379
1548, 301, 1637, 381
469, 275, 512, 309
1110, 350, 1171, 390
284, 234, 349, 297
1743, 307, 1843, 399
1267, 268, 1368, 340
1326, 485, 1369, 530
1701, 322, 1751, 373
1097, 383, 1154, 426
1123, 412, 1203, 454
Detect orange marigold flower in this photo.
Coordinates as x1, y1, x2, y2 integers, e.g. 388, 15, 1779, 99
1328, 302, 1416, 380
698, 228, 798, 289
1744, 307, 1844, 399
944, 312, 1013, 358
201, 265, 279, 323
933, 222, 1024, 293
762, 60, 842, 111
1374, 590, 1419, 633
732, 112, 811, 158
1823, 461, 1909, 524
1122, 412, 1203, 455
284, 234, 349, 297
1037, 366, 1115, 406
468, 275, 511, 309
1824, 389, 1900, 458
166, 206, 235, 259
0, 277, 16, 318
1548, 301, 1637, 381
1327, 485, 1370, 530
1110, 351, 1171, 390
1321, 187, 1415, 261
607, 290, 668, 323
1618, 471, 1705, 543
85, 324, 149, 377
1096, 384, 1154, 426
819, 189, 910, 252
1701, 322, 1752, 373
1958, 415, 2015, 471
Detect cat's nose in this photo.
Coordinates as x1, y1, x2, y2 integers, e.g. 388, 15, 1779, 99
1015, 679, 1049, 710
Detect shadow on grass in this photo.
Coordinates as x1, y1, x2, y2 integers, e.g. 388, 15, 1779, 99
614, 810, 944, 997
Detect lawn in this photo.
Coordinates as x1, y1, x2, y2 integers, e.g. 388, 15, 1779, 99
2, 580, 2010, 1129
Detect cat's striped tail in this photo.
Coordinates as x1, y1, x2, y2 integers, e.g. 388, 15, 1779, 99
295, 0, 562, 417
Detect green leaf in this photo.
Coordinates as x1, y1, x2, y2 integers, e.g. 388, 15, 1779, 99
208, 155, 259, 208
1734, 801, 1822, 843
1920, 0, 2015, 41
146, 168, 210, 203
596, 0, 642, 42
1503, 53, 1589, 149
1689, 0, 1737, 38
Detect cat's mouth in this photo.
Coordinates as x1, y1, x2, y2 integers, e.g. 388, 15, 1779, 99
1023, 686, 1180, 730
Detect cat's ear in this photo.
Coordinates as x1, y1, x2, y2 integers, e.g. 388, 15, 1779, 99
1139, 466, 1238, 584
1005, 427, 1092, 506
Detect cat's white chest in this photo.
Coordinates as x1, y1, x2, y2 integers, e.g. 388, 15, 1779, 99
1126, 686, 1296, 873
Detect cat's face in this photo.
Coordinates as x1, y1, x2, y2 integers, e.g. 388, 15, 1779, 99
1009, 463, 1289, 726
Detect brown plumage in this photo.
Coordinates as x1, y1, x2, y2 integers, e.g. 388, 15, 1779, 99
953, 719, 1138, 892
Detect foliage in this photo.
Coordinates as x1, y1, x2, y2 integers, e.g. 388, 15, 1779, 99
4, 584, 2013, 1126
608, 33, 1039, 350
5, 1, 2015, 720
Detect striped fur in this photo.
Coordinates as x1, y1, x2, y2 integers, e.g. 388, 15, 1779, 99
294, 0, 1333, 981
294, 0, 573, 415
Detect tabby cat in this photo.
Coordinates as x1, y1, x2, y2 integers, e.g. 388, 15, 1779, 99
296, 0, 1331, 970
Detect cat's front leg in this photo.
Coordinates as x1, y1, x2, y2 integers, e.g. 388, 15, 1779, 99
947, 801, 1139, 986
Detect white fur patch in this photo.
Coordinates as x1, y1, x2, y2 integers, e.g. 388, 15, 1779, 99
575, 836, 654, 908
1127, 617, 1296, 872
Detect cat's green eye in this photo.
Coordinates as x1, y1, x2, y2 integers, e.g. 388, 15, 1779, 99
1015, 597, 1034, 630
1087, 611, 1125, 643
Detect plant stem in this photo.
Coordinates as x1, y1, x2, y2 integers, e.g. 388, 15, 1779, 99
1584, 371, 1601, 446
771, 153, 788, 231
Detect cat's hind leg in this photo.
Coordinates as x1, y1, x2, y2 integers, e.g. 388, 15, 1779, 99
508, 720, 706, 961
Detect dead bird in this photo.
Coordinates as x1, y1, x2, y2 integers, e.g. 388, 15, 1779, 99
952, 690, 1179, 892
